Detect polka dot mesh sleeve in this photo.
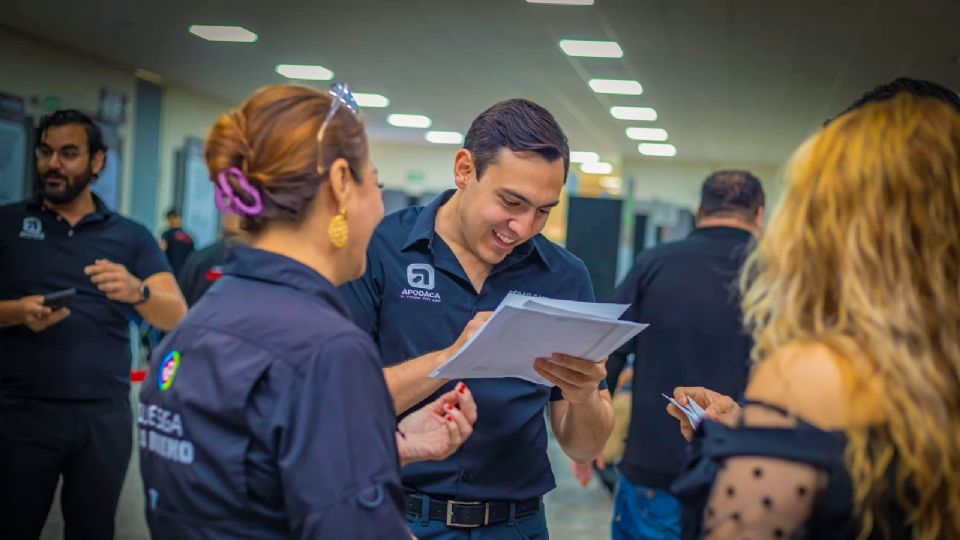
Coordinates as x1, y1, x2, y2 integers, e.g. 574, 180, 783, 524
701, 404, 830, 540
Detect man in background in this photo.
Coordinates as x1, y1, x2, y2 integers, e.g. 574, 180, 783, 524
585, 170, 764, 540
159, 207, 194, 277
176, 213, 241, 307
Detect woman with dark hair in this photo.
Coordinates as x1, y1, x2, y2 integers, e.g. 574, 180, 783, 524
138, 84, 484, 539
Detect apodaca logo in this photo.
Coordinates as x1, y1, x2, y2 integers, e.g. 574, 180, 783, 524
402, 263, 441, 303
20, 217, 45, 240
407, 263, 435, 290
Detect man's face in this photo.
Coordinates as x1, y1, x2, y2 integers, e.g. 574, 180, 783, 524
36, 124, 103, 205
456, 148, 565, 266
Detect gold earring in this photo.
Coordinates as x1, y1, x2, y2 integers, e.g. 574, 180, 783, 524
328, 209, 349, 248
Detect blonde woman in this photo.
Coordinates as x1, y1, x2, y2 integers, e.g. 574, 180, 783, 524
668, 89, 960, 539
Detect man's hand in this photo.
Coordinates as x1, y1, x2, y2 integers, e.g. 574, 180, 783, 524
443, 312, 492, 359
84, 259, 142, 303
18, 295, 70, 332
667, 386, 740, 441
397, 382, 477, 466
534, 353, 607, 404
571, 457, 607, 488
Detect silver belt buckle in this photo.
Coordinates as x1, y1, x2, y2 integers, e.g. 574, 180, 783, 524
445, 500, 489, 528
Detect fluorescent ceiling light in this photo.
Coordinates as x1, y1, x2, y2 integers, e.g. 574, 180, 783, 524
599, 176, 622, 189
189, 25, 258, 43
353, 93, 390, 108
388, 114, 432, 128
559, 40, 623, 58
527, 0, 594, 4
134, 68, 163, 84
275, 64, 334, 80
570, 151, 600, 164
580, 161, 613, 174
588, 79, 643, 95
426, 131, 463, 144
610, 106, 657, 121
638, 143, 677, 157
626, 127, 669, 141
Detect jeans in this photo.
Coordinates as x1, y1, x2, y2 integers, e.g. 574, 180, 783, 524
612, 476, 681, 540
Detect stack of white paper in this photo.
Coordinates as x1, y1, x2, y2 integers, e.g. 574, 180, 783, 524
430, 293, 648, 386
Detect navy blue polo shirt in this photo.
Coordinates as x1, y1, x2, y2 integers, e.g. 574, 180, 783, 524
139, 246, 407, 539
341, 189, 596, 502
161, 227, 195, 277
615, 226, 754, 491
0, 194, 170, 400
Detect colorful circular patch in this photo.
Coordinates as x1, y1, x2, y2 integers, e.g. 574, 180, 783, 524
158, 351, 181, 391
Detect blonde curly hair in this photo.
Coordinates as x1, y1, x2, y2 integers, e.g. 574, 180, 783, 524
740, 93, 960, 539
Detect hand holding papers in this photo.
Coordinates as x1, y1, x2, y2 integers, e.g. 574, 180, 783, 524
430, 293, 648, 386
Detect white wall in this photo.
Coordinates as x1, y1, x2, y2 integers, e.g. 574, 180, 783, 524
0, 27, 233, 233
156, 86, 230, 229
369, 140, 458, 194
623, 158, 787, 211
0, 27, 138, 214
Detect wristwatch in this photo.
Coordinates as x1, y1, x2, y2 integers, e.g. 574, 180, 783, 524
134, 281, 151, 305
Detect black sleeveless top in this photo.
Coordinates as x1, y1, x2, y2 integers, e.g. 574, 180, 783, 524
671, 400, 911, 539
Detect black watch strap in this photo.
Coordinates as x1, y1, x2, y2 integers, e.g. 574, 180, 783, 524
134, 282, 151, 305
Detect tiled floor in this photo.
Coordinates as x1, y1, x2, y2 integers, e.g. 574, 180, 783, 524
40, 387, 614, 539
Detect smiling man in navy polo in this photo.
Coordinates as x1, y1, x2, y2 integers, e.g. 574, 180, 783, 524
342, 98, 615, 539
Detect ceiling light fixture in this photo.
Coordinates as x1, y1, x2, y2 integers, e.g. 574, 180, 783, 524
275, 64, 334, 80
570, 151, 600, 163
580, 161, 614, 174
425, 131, 464, 144
626, 127, 669, 141
188, 25, 258, 43
388, 114, 432, 128
353, 93, 390, 108
610, 106, 657, 121
638, 143, 677, 157
559, 40, 623, 58
599, 176, 622, 190
588, 79, 643, 95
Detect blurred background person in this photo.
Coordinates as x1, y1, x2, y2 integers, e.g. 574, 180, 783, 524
159, 207, 195, 278
176, 212, 241, 307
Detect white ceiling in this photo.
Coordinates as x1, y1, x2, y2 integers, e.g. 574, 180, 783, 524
5, 0, 959, 165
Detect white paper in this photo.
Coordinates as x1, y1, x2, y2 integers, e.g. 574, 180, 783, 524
662, 393, 706, 427
430, 295, 647, 386
521, 296, 631, 320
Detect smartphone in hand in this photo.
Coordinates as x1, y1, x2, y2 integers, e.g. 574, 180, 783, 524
43, 288, 76, 311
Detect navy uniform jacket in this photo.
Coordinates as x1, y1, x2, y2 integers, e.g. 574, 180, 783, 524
139, 245, 408, 539
341, 190, 597, 502
0, 194, 170, 400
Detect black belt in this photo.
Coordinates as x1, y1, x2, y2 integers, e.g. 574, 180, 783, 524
404, 492, 541, 528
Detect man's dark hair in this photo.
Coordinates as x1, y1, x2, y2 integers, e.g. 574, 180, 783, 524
166, 208, 181, 220
463, 98, 570, 180
826, 77, 960, 125
699, 170, 765, 220
36, 109, 108, 156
